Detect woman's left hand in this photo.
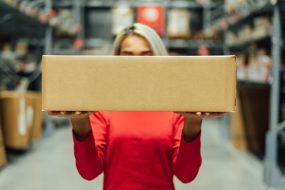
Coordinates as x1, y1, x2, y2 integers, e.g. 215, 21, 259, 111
175, 112, 225, 142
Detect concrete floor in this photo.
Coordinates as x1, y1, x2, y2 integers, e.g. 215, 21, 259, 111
0, 119, 284, 190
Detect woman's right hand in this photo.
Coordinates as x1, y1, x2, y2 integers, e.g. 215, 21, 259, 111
48, 111, 95, 140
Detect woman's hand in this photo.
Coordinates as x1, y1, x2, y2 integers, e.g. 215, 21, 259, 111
175, 112, 225, 142
48, 111, 95, 140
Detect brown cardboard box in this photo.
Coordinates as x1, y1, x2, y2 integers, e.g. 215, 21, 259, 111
42, 55, 237, 112
238, 82, 269, 158
229, 96, 247, 150
0, 145, 6, 168
0, 91, 32, 149
0, 120, 7, 168
0, 123, 3, 146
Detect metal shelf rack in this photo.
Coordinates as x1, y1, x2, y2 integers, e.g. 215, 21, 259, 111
264, 2, 285, 187
208, 0, 273, 34
228, 35, 271, 50
209, 0, 285, 187
0, 1, 48, 37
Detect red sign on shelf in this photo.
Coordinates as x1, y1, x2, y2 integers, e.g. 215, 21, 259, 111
137, 5, 165, 36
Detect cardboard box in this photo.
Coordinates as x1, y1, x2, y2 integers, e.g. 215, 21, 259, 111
0, 123, 3, 146
0, 91, 32, 149
0, 145, 6, 168
0, 117, 7, 168
230, 96, 247, 150
42, 55, 237, 112
238, 82, 269, 158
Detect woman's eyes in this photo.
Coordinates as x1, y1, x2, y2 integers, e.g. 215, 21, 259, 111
141, 52, 153, 56
120, 51, 153, 56
121, 52, 133, 56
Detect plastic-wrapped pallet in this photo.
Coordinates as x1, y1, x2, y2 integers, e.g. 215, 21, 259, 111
167, 9, 191, 39
112, 6, 134, 36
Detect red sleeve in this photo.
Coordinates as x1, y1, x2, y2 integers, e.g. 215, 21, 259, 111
172, 112, 202, 183
73, 111, 108, 181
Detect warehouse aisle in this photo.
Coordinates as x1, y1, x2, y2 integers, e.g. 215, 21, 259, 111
0, 119, 273, 190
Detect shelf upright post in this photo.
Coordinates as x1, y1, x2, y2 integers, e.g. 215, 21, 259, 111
202, 2, 211, 33
74, 0, 81, 39
264, 1, 285, 187
43, 0, 54, 137
44, 0, 52, 55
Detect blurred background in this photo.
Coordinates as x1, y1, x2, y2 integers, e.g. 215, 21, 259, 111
0, 0, 285, 189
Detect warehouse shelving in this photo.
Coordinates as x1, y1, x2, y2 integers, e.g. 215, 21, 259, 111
0, 0, 82, 136
0, 1, 48, 37
164, 39, 223, 49
47, 0, 83, 55
228, 35, 271, 50
208, 0, 273, 34
53, 1, 73, 8
84, 38, 223, 50
82, 0, 223, 55
85, 0, 218, 8
208, 0, 285, 187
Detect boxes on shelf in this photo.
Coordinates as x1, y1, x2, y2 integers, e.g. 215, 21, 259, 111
42, 55, 237, 112
167, 9, 191, 39
0, 91, 42, 149
236, 47, 272, 83
252, 17, 272, 39
238, 82, 270, 158
112, 6, 134, 36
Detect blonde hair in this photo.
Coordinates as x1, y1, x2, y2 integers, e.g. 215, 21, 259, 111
113, 23, 168, 56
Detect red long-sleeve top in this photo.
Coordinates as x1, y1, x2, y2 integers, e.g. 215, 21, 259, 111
73, 111, 202, 190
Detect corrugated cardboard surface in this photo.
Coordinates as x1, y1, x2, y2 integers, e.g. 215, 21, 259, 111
0, 125, 3, 146
0, 91, 32, 149
230, 97, 247, 150
0, 145, 6, 168
0, 124, 6, 168
42, 56, 237, 112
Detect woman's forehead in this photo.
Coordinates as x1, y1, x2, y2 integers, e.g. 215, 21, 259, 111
121, 35, 152, 50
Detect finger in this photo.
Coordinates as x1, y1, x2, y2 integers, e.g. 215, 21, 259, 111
196, 112, 202, 116
66, 111, 76, 115
205, 112, 210, 116
60, 111, 66, 115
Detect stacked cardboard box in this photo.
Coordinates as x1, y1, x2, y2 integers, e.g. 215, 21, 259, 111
238, 82, 270, 158
229, 97, 247, 150
0, 124, 6, 168
0, 91, 42, 149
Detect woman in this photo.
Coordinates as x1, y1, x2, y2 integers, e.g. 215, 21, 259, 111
50, 23, 224, 190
